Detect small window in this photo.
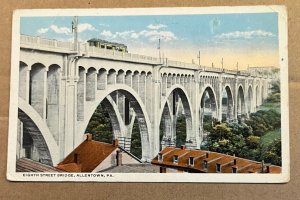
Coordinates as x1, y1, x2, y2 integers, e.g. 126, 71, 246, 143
216, 164, 221, 173
189, 157, 194, 166
232, 167, 238, 173
173, 155, 179, 163
158, 153, 163, 162
203, 160, 208, 170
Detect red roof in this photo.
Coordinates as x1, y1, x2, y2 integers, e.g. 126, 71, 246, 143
152, 147, 281, 173
56, 139, 118, 172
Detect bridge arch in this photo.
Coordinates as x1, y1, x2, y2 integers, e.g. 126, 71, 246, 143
132, 71, 139, 93
18, 97, 59, 166
222, 84, 234, 121
160, 85, 194, 145
159, 101, 174, 149
199, 85, 218, 141
29, 62, 47, 118
237, 84, 246, 117
107, 69, 116, 85
261, 84, 265, 103
248, 85, 254, 113
81, 84, 152, 161
125, 70, 132, 86
86, 67, 97, 101
117, 69, 125, 84
255, 84, 260, 107
19, 61, 28, 101
200, 84, 218, 118
46, 64, 61, 142
97, 68, 107, 90
87, 95, 125, 140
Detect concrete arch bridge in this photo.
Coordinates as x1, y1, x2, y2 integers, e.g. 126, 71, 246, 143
16, 35, 275, 165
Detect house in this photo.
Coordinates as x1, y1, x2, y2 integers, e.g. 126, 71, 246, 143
151, 146, 281, 173
56, 134, 142, 172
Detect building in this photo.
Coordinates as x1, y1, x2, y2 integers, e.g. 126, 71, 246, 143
56, 134, 142, 172
87, 38, 128, 52
151, 146, 281, 173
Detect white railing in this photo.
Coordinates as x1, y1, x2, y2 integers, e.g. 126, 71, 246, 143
20, 34, 273, 77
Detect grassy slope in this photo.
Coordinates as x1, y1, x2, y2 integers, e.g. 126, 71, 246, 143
257, 102, 281, 113
257, 98, 281, 148
260, 128, 281, 147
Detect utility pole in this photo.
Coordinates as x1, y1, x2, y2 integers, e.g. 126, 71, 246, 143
72, 16, 78, 51
197, 51, 201, 67
221, 57, 224, 70
236, 62, 239, 71
158, 38, 161, 62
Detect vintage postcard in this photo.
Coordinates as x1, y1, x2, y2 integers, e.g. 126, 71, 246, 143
7, 6, 289, 182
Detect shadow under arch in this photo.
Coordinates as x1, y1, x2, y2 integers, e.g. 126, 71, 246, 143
200, 85, 218, 118
199, 85, 218, 144
248, 85, 253, 113
18, 98, 59, 166
159, 101, 174, 150
237, 84, 246, 116
222, 85, 234, 121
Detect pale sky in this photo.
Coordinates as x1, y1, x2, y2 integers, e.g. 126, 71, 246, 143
21, 13, 279, 70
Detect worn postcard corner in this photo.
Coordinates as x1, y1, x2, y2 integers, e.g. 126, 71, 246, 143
7, 6, 289, 182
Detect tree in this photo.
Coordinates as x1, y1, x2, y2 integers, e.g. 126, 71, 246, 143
176, 115, 187, 147
261, 138, 282, 166
86, 103, 113, 144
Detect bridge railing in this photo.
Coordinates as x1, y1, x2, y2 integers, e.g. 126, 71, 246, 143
20, 35, 273, 78
21, 34, 75, 51
202, 66, 223, 73
167, 60, 199, 69
84, 45, 160, 64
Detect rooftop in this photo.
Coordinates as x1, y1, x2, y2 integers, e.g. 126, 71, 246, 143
152, 146, 281, 173
56, 135, 118, 172
101, 164, 160, 173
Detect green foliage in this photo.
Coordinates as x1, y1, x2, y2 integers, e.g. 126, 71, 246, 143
246, 135, 261, 149
86, 104, 113, 144
131, 119, 142, 159
245, 110, 281, 136
265, 80, 280, 104
204, 119, 281, 165
270, 80, 280, 94
265, 93, 280, 103
86, 103, 142, 159
201, 81, 281, 165
176, 115, 187, 147
203, 115, 213, 132
260, 129, 281, 146
261, 138, 282, 166
205, 122, 247, 157
159, 116, 165, 142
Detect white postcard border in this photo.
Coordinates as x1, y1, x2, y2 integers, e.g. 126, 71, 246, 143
7, 5, 289, 183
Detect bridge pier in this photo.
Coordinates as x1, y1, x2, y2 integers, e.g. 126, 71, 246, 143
151, 65, 163, 159
218, 74, 223, 122
193, 70, 201, 149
